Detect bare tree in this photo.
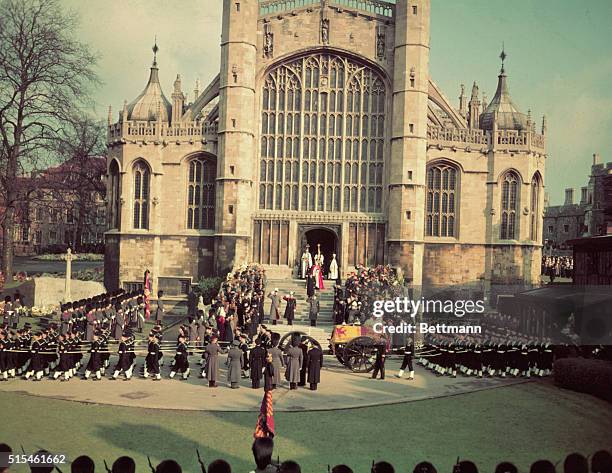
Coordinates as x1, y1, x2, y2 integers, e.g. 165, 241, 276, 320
0, 0, 98, 277
53, 113, 107, 251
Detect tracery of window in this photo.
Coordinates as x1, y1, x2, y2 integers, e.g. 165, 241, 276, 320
529, 174, 540, 241
109, 160, 121, 229
425, 163, 458, 237
500, 171, 519, 240
133, 161, 150, 230
259, 53, 385, 212
187, 157, 216, 230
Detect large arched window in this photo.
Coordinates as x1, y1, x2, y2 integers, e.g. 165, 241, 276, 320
259, 53, 385, 213
426, 162, 458, 237
500, 171, 519, 239
109, 160, 121, 229
187, 157, 216, 229
133, 161, 150, 230
530, 173, 540, 241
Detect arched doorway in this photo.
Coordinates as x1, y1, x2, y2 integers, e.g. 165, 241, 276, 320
298, 226, 339, 278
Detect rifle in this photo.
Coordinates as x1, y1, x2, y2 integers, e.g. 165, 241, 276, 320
196, 449, 206, 473
104, 459, 111, 473
147, 455, 155, 473
453, 457, 461, 473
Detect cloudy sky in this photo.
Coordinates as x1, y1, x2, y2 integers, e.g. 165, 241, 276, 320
64, 0, 612, 204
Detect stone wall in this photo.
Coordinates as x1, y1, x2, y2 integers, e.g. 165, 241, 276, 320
32, 277, 105, 307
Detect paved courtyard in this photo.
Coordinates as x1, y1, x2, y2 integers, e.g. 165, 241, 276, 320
0, 355, 528, 412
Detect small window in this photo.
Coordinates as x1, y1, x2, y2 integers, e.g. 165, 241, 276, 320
412, 5, 418, 14
563, 224, 569, 233
547, 225, 553, 234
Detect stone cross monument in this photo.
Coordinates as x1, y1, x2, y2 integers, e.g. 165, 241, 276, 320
64, 248, 73, 302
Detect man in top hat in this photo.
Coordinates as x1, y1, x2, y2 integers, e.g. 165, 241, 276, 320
249, 339, 267, 389
306, 341, 323, 391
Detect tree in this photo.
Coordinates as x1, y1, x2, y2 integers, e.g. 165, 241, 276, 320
52, 113, 106, 251
0, 0, 98, 277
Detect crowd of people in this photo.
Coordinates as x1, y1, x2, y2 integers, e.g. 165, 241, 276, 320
0, 265, 324, 390
541, 256, 573, 281
333, 265, 403, 325
0, 441, 610, 473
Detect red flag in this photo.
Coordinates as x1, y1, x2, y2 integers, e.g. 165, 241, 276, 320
144, 270, 151, 320
254, 390, 275, 438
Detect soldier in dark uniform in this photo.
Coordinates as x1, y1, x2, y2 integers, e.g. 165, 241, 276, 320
249, 339, 266, 389
53, 333, 71, 381
144, 332, 161, 380
306, 342, 323, 390
396, 341, 414, 380
24, 332, 44, 380
371, 344, 386, 380
111, 333, 132, 380
83, 332, 102, 380
169, 334, 190, 379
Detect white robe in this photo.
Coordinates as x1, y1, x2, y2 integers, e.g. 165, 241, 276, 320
329, 257, 338, 280
301, 252, 313, 278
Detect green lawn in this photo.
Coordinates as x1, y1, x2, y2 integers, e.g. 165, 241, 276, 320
1, 382, 610, 473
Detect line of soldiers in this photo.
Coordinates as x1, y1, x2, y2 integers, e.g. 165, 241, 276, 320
59, 289, 146, 341
416, 335, 554, 378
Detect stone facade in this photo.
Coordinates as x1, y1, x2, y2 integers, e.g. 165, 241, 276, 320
105, 0, 546, 301
543, 154, 612, 251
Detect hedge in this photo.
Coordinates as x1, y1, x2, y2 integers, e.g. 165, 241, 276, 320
554, 357, 612, 403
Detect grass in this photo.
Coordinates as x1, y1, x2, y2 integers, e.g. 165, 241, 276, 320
1, 382, 611, 473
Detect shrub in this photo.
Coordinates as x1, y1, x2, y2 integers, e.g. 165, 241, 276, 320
197, 276, 224, 304
554, 357, 612, 403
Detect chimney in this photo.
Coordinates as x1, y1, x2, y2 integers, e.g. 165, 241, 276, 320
593, 153, 601, 165
580, 186, 588, 205
564, 188, 574, 205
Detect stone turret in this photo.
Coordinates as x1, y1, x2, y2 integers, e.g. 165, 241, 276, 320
171, 74, 185, 123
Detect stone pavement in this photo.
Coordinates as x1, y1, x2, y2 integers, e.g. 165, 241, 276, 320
0, 356, 530, 412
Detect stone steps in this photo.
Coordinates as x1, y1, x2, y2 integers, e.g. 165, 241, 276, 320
267, 278, 336, 323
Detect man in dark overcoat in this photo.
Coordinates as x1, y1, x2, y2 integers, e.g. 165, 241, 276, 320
249, 340, 267, 389
306, 343, 323, 390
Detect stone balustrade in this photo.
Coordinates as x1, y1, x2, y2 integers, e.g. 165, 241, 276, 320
258, 0, 395, 17
107, 120, 219, 144
427, 124, 546, 154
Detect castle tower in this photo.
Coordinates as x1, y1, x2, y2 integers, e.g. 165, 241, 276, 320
215, 0, 258, 273
387, 0, 431, 289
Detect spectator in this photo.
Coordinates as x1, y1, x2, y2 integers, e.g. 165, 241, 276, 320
0, 444, 12, 473
251, 438, 276, 473
530, 460, 556, 473
279, 461, 300, 473
457, 461, 478, 473
591, 450, 612, 473
155, 460, 181, 473
413, 462, 437, 473
331, 466, 353, 473
563, 453, 587, 473
494, 462, 517, 473
111, 456, 135, 473
71, 456, 95, 473
207, 460, 231, 473
371, 461, 394, 473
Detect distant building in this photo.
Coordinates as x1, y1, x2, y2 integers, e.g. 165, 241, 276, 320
1, 156, 107, 257
543, 154, 612, 252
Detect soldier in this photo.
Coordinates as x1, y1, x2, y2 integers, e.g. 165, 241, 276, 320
249, 339, 267, 389
60, 303, 72, 335
156, 290, 165, 321
83, 331, 103, 380
306, 342, 323, 391
227, 340, 243, 389
396, 341, 414, 380
204, 335, 223, 387
283, 292, 296, 326
111, 333, 132, 380
267, 333, 284, 390
2, 296, 13, 328
263, 352, 275, 391
144, 332, 161, 380
285, 337, 303, 390
24, 332, 44, 381
268, 289, 281, 325
308, 295, 319, 327
169, 334, 190, 380
371, 344, 386, 380
113, 303, 125, 341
